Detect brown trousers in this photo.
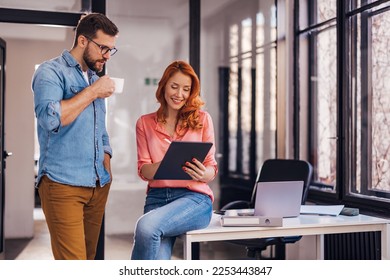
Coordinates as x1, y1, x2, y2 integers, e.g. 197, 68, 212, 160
38, 176, 111, 260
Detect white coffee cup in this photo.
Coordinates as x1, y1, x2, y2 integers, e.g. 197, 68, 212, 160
111, 77, 124, 94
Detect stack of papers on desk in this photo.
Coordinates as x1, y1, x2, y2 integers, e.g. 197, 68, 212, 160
300, 205, 344, 216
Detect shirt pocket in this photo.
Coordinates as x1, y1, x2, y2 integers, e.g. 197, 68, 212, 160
68, 86, 86, 99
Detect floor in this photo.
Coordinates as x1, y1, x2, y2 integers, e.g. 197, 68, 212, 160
4, 208, 251, 260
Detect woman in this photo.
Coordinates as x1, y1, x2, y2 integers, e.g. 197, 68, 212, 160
131, 61, 218, 260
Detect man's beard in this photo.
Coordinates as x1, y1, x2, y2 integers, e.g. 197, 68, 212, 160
83, 49, 106, 73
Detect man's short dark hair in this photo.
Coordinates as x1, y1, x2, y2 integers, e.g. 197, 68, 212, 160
74, 13, 119, 46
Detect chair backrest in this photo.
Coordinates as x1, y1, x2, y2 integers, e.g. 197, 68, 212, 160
249, 159, 313, 208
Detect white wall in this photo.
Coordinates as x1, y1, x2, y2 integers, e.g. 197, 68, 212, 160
4, 38, 35, 238
3, 25, 75, 238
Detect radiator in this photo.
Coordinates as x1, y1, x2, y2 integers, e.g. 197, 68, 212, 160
324, 232, 381, 260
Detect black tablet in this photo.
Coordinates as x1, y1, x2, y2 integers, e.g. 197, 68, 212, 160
153, 141, 213, 180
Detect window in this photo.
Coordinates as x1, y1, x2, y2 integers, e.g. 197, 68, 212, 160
297, 0, 390, 213
220, 1, 277, 185
297, 0, 338, 191
348, 1, 390, 202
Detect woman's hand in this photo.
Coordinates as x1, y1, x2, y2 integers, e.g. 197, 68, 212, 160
183, 158, 214, 182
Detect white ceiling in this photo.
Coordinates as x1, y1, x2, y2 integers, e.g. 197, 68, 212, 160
0, 0, 231, 20
0, 0, 82, 12
0, 0, 189, 17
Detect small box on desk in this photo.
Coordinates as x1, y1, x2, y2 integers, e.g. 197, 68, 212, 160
220, 216, 283, 227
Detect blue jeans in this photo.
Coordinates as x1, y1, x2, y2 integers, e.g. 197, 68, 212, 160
131, 188, 213, 260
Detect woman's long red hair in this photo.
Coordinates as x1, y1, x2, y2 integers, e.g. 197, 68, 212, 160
156, 60, 205, 131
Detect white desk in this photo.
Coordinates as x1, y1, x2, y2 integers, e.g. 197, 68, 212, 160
183, 214, 390, 260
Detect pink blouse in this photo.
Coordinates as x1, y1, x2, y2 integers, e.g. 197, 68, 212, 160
136, 110, 218, 201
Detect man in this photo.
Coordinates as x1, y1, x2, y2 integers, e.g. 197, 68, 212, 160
32, 13, 119, 260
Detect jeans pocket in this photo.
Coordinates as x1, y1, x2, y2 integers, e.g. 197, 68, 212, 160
187, 192, 212, 205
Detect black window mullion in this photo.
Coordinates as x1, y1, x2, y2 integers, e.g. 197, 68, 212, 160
293, 0, 301, 160
219, 67, 230, 179
236, 67, 243, 175
347, 0, 389, 17
250, 67, 256, 179
359, 8, 371, 195
308, 1, 319, 175
349, 8, 359, 194
91, 0, 105, 14
0, 8, 83, 26
338, 0, 347, 202
189, 0, 201, 76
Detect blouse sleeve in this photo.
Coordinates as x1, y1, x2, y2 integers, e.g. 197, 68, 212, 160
136, 116, 151, 181
202, 112, 218, 179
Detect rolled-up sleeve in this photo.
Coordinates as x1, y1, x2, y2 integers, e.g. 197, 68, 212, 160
103, 129, 113, 157
32, 65, 63, 133
35, 101, 61, 133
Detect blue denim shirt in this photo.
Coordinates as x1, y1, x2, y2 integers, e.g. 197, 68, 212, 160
32, 50, 112, 188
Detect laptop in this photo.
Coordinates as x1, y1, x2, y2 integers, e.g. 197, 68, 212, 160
220, 181, 304, 226
254, 181, 304, 218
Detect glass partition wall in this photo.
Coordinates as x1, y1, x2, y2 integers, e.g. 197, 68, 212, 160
200, 0, 278, 207
103, 0, 191, 244
106, 0, 189, 184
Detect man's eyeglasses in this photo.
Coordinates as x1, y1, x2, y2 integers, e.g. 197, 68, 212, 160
85, 35, 118, 56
